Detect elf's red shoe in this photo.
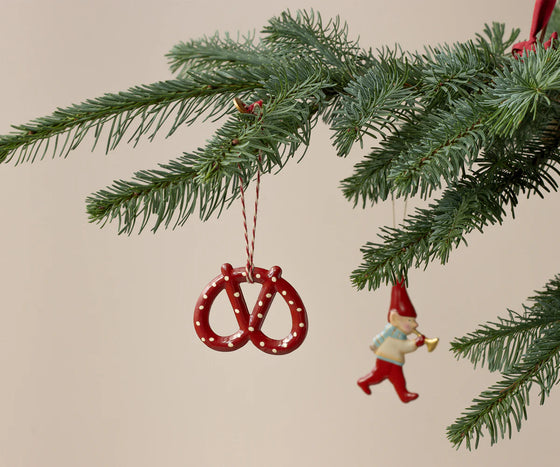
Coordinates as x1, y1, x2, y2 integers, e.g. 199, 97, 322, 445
399, 391, 419, 403
357, 379, 372, 395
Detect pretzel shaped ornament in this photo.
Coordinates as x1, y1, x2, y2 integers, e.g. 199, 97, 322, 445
194, 263, 308, 355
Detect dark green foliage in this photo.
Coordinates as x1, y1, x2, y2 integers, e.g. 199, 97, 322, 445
330, 50, 414, 157
167, 32, 276, 75
1, 8, 560, 449
0, 10, 370, 232
448, 277, 560, 449
0, 74, 262, 164
346, 42, 560, 289
261, 9, 366, 78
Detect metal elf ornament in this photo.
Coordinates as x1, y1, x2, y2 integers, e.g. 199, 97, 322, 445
357, 278, 438, 403
193, 98, 308, 355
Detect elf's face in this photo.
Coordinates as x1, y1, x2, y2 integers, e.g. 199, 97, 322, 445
390, 311, 418, 335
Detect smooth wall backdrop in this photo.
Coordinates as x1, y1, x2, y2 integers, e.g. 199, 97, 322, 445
1, 1, 558, 466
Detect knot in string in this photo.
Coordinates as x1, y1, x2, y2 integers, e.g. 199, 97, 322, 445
513, 0, 558, 57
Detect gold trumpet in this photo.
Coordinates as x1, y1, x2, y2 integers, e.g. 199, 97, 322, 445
233, 97, 251, 114
412, 329, 439, 352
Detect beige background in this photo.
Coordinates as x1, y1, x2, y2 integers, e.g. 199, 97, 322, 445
1, 0, 559, 466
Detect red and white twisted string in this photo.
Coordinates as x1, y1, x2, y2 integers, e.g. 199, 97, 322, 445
235, 98, 264, 283
239, 158, 261, 283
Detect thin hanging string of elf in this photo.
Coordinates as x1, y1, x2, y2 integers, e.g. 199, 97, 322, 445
391, 192, 408, 285
390, 193, 408, 229
234, 97, 264, 283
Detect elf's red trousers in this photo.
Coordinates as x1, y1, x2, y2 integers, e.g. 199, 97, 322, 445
357, 358, 418, 402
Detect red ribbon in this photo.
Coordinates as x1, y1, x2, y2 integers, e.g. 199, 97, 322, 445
512, 0, 558, 56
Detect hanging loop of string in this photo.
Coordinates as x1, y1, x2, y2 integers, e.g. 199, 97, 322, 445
390, 193, 409, 285
239, 157, 261, 283
390, 193, 408, 229
234, 97, 264, 283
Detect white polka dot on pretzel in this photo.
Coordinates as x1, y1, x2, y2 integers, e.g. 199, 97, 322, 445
299, 323, 305, 328
266, 293, 272, 298
296, 307, 302, 312
258, 300, 263, 306
256, 273, 261, 279
199, 305, 204, 310
257, 313, 263, 318
260, 341, 265, 347
234, 292, 240, 298
248, 326, 254, 332
225, 276, 230, 281
195, 321, 200, 326
228, 342, 234, 348
272, 348, 278, 354
288, 301, 294, 305
282, 291, 287, 296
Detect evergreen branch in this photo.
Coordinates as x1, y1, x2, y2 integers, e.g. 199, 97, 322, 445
167, 32, 276, 75
340, 100, 488, 206
415, 40, 496, 109
87, 159, 203, 234
486, 46, 560, 136
450, 275, 560, 372
474, 22, 520, 58
447, 323, 560, 449
340, 136, 403, 207
336, 31, 515, 195
262, 9, 363, 78
86, 65, 324, 233
349, 175, 505, 289
86, 115, 261, 233
351, 120, 560, 290
0, 72, 263, 164
350, 178, 508, 290
350, 172, 544, 291
388, 99, 487, 198
351, 218, 433, 290
260, 56, 330, 114
330, 53, 416, 157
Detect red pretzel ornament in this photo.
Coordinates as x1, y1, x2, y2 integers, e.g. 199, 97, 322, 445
193, 263, 308, 355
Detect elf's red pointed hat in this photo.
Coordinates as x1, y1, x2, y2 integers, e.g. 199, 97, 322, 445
388, 277, 417, 321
